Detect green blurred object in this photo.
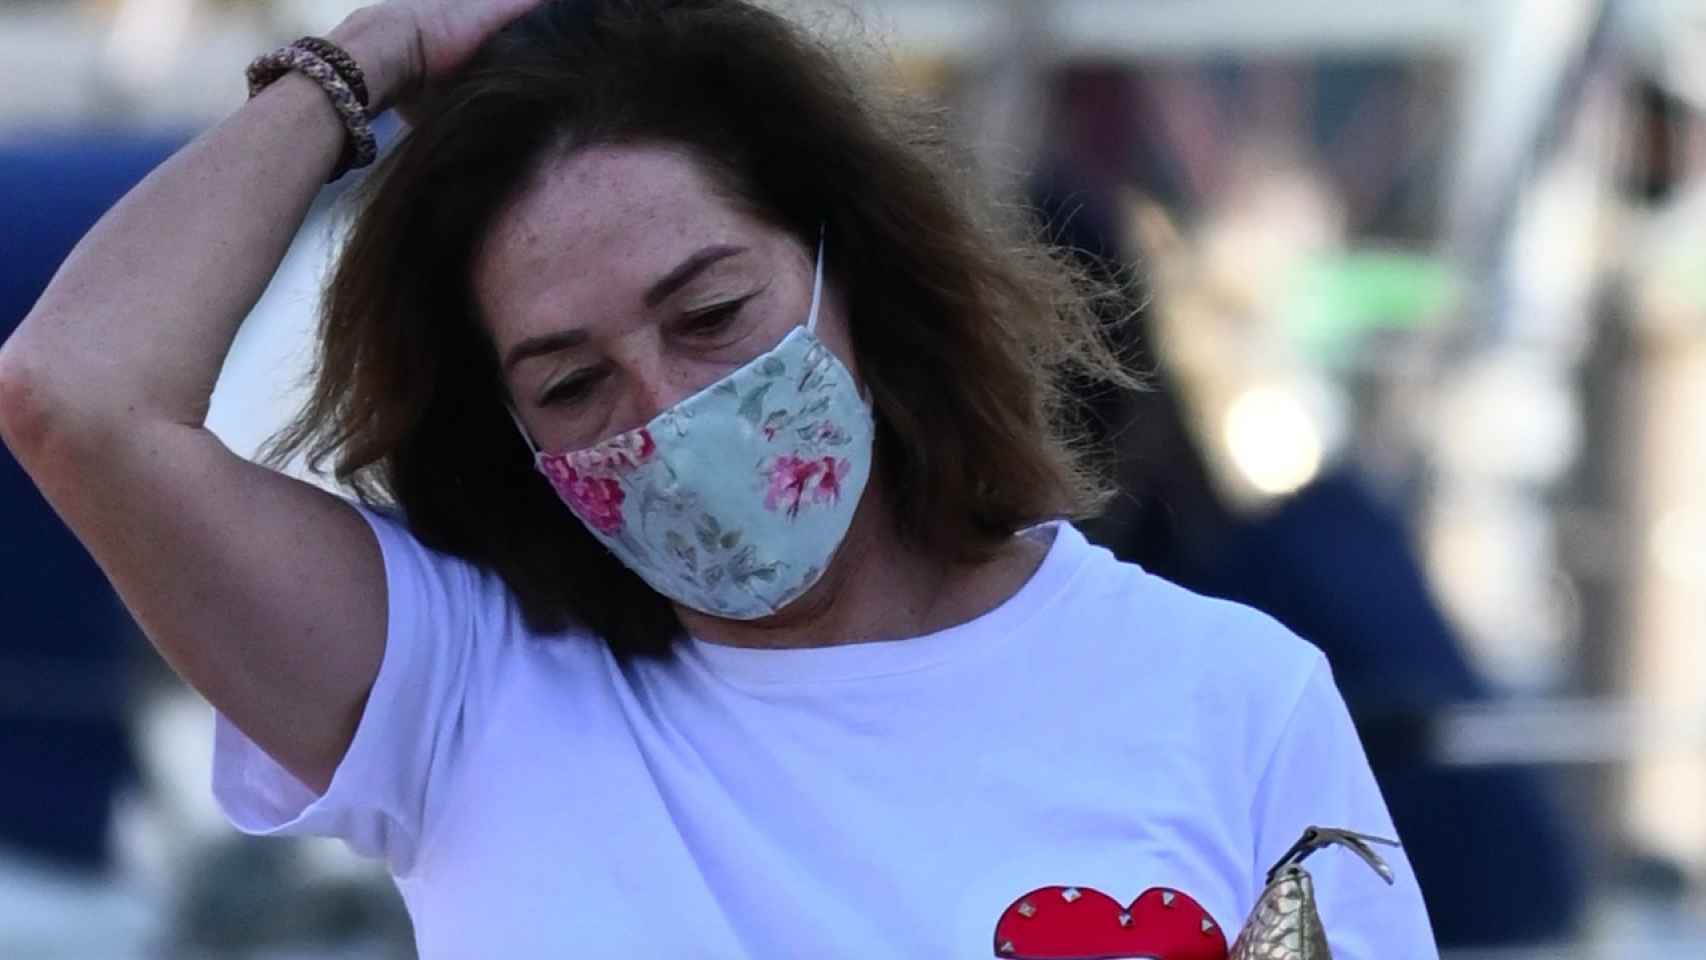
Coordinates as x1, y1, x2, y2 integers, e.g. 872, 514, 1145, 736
1282, 251, 1459, 366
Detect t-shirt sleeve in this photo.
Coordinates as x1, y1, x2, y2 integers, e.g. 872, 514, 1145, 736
211, 501, 488, 876
1249, 655, 1440, 959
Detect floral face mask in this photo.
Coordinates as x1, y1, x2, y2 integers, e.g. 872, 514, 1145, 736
508, 232, 875, 620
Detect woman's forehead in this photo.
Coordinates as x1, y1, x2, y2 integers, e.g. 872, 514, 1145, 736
484, 145, 753, 278
473, 144, 778, 339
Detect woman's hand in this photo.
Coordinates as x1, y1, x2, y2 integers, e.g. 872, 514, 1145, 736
327, 0, 545, 122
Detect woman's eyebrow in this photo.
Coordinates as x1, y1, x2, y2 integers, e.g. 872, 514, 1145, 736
643, 244, 746, 308
504, 328, 587, 374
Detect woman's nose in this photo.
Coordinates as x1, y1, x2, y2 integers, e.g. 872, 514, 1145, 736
612, 343, 700, 430
628, 370, 684, 425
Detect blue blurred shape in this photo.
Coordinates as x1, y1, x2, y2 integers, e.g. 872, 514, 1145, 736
0, 127, 189, 869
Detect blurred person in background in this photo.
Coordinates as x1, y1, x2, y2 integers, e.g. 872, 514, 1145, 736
1030, 64, 1586, 949
0, 1, 1438, 956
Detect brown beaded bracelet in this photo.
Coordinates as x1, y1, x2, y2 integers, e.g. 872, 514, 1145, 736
245, 45, 377, 183
290, 35, 369, 108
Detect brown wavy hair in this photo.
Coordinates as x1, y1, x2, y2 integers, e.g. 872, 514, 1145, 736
267, 0, 1132, 658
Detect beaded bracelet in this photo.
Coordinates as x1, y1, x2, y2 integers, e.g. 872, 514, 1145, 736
245, 43, 377, 183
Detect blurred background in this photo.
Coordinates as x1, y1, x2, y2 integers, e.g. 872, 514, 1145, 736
2, 0, 1705, 956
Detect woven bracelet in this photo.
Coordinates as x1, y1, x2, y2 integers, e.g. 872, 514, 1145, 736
290, 36, 369, 108
245, 45, 377, 183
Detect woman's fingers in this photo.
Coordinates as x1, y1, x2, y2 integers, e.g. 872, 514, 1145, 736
373, 0, 547, 124
398, 0, 546, 80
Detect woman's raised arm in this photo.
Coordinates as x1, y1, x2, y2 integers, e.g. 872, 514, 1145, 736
0, 0, 534, 792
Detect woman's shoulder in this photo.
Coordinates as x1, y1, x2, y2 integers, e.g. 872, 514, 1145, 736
346, 499, 621, 744
349, 498, 604, 654
1059, 527, 1329, 709
351, 499, 508, 611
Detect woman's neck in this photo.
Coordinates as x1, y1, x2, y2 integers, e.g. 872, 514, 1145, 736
678, 488, 1050, 651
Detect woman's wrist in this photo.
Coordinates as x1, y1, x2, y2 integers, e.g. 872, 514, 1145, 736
324, 5, 421, 115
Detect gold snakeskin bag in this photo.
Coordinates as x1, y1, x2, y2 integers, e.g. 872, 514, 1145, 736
1228, 827, 1399, 960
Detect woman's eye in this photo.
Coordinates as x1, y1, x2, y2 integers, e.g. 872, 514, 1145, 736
680, 299, 746, 337
540, 368, 603, 407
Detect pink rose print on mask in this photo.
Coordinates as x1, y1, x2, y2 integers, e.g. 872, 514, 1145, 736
764, 454, 852, 519
815, 455, 849, 501
540, 458, 627, 536
540, 428, 656, 537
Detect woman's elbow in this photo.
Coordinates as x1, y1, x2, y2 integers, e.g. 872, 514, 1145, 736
0, 335, 54, 461
0, 324, 98, 467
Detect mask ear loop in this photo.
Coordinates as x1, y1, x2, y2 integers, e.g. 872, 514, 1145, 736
805, 225, 827, 334
805, 225, 874, 409
505, 403, 543, 462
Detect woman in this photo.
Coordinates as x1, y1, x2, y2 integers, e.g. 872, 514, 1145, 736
0, 0, 1437, 956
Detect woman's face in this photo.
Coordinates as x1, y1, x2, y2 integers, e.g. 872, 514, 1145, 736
476, 143, 851, 454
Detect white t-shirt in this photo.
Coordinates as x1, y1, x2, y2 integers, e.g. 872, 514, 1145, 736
212, 505, 1438, 959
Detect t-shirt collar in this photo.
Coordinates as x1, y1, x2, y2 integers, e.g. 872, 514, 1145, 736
681, 521, 1092, 688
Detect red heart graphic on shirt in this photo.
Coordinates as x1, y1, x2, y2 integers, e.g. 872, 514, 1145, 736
992, 885, 1228, 960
